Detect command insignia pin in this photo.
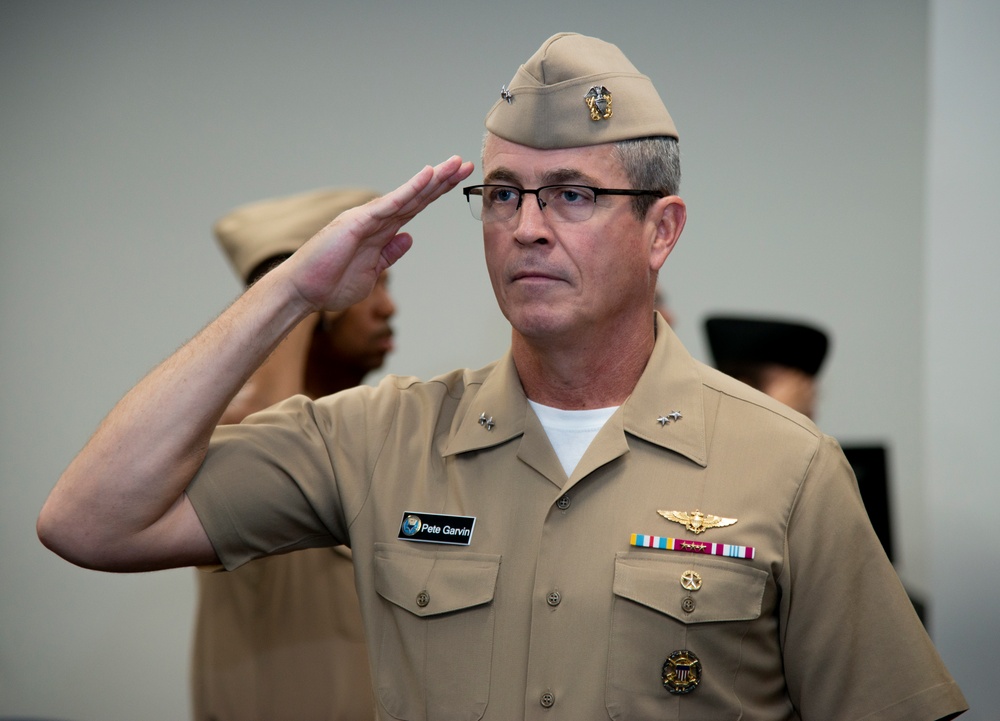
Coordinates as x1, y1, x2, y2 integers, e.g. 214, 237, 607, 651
658, 509, 737, 534
681, 570, 702, 591
662, 649, 701, 694
584, 85, 612, 121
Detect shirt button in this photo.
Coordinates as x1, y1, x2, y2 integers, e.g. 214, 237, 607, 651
681, 596, 696, 613
546, 591, 562, 607
540, 691, 555, 708
416, 590, 430, 608
556, 494, 572, 510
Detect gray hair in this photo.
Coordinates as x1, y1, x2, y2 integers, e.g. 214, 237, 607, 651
613, 136, 681, 218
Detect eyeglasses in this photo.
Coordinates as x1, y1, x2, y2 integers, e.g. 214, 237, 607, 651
462, 184, 665, 223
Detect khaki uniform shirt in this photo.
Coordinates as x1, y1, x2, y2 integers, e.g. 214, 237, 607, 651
188, 318, 966, 721
191, 546, 374, 721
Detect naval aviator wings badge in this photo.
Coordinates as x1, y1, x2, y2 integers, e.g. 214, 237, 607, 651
657, 509, 737, 535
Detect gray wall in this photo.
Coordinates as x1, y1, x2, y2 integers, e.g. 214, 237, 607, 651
1, 1, 995, 718
925, 0, 1000, 715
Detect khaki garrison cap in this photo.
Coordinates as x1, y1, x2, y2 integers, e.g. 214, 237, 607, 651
214, 187, 379, 284
485, 32, 678, 149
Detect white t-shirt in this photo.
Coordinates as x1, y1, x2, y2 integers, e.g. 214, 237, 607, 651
528, 400, 619, 476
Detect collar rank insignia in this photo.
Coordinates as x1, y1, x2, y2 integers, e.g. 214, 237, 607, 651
584, 85, 612, 121
656, 411, 683, 427
658, 509, 737, 535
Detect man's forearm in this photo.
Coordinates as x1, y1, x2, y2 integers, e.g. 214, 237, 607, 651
37, 270, 312, 570
37, 156, 475, 572
219, 312, 320, 425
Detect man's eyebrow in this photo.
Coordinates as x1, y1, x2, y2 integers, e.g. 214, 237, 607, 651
539, 168, 601, 186
483, 168, 520, 185
483, 167, 603, 186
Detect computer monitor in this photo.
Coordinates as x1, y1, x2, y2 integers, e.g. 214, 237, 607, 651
841, 444, 894, 563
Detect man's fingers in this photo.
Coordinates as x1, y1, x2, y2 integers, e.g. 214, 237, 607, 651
291, 156, 473, 309
419, 156, 475, 205
375, 156, 474, 223
380, 233, 414, 268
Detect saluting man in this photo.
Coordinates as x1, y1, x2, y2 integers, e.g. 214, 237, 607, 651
40, 33, 966, 720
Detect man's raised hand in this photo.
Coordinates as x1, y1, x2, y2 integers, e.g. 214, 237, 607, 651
287, 156, 474, 314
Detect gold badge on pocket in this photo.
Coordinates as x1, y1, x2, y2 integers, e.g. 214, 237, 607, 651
662, 649, 701, 694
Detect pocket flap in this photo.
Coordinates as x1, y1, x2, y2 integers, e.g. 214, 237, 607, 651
613, 553, 767, 623
374, 543, 501, 617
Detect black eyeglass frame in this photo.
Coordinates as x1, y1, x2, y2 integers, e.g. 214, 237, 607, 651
462, 184, 666, 222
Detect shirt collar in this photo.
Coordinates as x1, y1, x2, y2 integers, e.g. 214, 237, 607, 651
444, 348, 528, 456
622, 315, 708, 467
444, 314, 708, 468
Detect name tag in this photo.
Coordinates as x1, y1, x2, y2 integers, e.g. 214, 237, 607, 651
397, 511, 476, 546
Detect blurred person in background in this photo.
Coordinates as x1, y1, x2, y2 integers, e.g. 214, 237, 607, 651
704, 315, 828, 419
193, 188, 394, 721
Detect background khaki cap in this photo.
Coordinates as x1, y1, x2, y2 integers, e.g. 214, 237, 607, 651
214, 187, 379, 284
485, 32, 677, 149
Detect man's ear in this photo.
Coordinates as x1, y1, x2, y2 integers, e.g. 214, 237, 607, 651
648, 195, 686, 272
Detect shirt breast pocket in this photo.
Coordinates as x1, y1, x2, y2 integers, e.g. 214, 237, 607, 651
607, 552, 769, 720
373, 543, 501, 721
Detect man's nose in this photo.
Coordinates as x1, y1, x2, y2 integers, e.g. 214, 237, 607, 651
513, 191, 551, 245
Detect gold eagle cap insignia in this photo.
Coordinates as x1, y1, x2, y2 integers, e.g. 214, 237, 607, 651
657, 509, 737, 534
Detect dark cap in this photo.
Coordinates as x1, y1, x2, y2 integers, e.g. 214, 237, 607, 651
704, 316, 830, 377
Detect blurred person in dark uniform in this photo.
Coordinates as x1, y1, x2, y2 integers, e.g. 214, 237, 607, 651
704, 315, 828, 419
